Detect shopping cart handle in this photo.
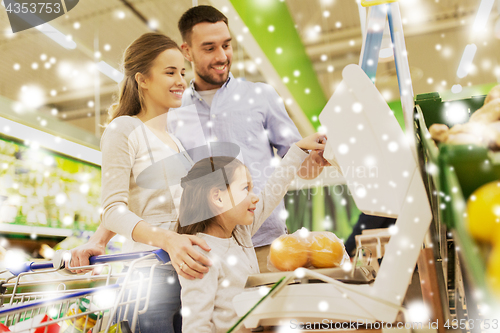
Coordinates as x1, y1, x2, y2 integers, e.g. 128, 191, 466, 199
8, 262, 55, 276
89, 249, 171, 265
7, 250, 171, 276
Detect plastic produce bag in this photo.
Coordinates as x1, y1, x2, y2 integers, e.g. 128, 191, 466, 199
268, 229, 349, 272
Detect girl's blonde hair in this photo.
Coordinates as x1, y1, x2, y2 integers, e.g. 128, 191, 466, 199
177, 156, 246, 246
108, 33, 181, 121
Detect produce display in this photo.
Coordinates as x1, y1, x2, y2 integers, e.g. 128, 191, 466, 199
422, 84, 500, 303
269, 230, 349, 271
466, 181, 500, 297
0, 136, 101, 231
429, 85, 500, 149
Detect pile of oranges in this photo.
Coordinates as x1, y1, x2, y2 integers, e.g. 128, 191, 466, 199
269, 231, 347, 271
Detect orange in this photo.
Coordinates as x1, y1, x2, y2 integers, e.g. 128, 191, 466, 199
466, 181, 500, 243
486, 244, 500, 299
270, 235, 309, 271
310, 233, 345, 268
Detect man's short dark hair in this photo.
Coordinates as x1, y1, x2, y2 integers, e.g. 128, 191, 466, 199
178, 5, 228, 45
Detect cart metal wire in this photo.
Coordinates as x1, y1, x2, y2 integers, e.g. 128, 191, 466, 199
0, 249, 171, 333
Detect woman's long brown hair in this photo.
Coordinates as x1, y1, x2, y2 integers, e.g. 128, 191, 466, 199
108, 33, 180, 121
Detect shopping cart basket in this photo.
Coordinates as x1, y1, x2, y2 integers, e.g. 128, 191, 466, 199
0, 249, 171, 333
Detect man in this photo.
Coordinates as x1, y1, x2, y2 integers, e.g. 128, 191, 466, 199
70, 5, 326, 274
171, 5, 327, 272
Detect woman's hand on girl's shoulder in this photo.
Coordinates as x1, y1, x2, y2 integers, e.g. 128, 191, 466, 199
296, 133, 327, 151
164, 232, 213, 280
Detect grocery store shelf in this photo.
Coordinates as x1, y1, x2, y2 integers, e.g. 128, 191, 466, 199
0, 223, 72, 238
0, 115, 101, 166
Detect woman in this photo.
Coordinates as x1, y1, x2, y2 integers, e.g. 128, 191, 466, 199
76, 32, 213, 333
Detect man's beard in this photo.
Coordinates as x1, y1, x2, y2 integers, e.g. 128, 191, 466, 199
195, 62, 230, 87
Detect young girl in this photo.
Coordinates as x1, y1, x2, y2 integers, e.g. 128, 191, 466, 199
177, 135, 326, 333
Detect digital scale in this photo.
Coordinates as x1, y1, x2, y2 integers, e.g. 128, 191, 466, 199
231, 0, 434, 330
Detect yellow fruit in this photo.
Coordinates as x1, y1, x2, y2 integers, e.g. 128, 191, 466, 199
310, 233, 345, 268
486, 244, 500, 298
466, 181, 500, 243
270, 235, 309, 271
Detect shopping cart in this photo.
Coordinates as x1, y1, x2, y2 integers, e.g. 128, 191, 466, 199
0, 249, 171, 333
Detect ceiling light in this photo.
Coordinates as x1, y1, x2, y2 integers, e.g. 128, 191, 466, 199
104, 44, 111, 51
97, 61, 124, 83
472, 0, 495, 33
148, 19, 159, 30
245, 61, 256, 73
451, 84, 462, 93
481, 59, 492, 70
57, 61, 73, 78
36, 24, 76, 49
457, 44, 477, 78
13, 63, 20, 70
4, 27, 14, 39
19, 85, 45, 108
306, 27, 319, 41
40, 54, 47, 61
